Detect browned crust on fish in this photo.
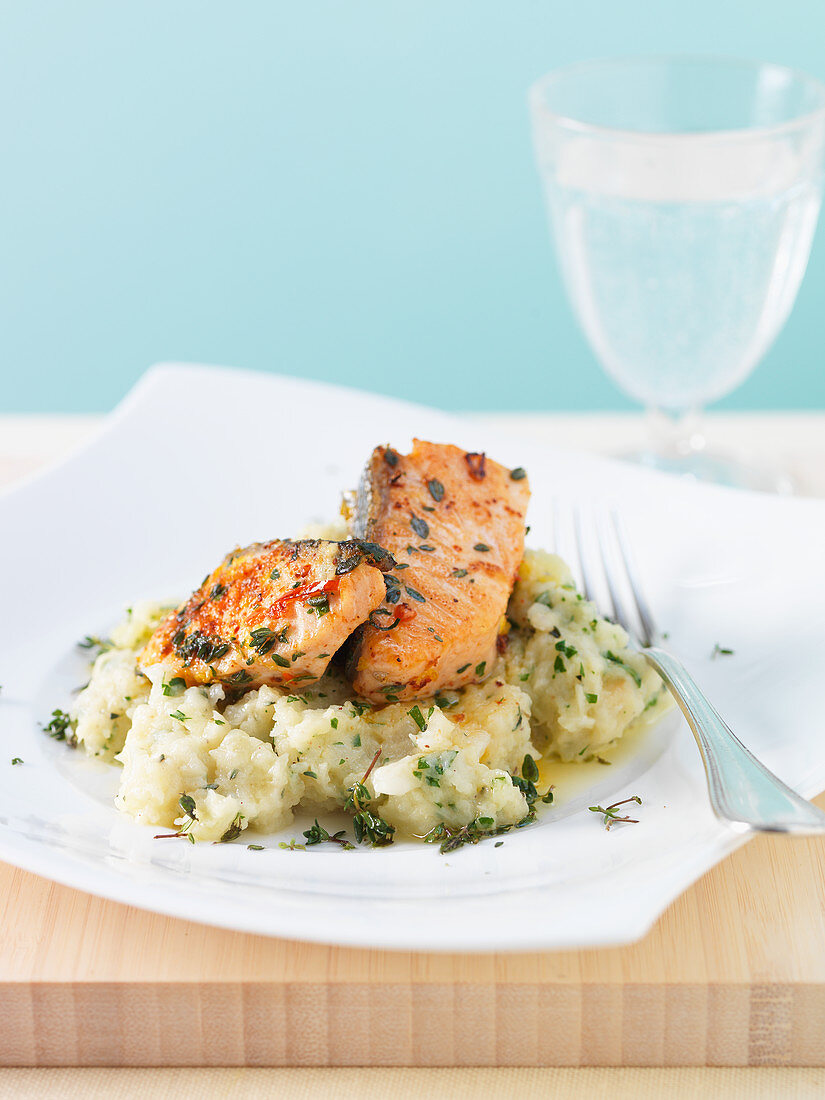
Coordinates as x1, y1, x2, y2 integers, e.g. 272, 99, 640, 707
140, 539, 386, 689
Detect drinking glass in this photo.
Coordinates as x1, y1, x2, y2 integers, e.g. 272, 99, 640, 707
529, 57, 825, 489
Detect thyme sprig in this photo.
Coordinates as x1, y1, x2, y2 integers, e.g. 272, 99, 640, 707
424, 754, 553, 854
588, 795, 642, 830
340, 749, 396, 846
154, 793, 201, 844
303, 820, 356, 849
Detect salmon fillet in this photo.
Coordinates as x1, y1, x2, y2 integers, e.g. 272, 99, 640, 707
347, 439, 531, 703
140, 539, 388, 689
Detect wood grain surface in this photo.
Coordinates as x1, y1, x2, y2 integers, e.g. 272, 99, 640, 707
3, 415, 825, 1068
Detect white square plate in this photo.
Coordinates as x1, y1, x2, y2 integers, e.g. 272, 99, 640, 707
2, 364, 823, 952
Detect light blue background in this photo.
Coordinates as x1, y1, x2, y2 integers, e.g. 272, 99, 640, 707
2, 1, 825, 413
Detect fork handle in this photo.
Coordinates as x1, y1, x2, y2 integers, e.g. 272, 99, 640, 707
643, 647, 825, 834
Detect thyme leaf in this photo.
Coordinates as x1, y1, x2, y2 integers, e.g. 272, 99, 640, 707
427, 478, 445, 502
410, 513, 429, 539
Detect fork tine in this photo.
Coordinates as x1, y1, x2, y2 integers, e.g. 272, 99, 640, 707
610, 510, 658, 648
551, 497, 562, 556
571, 506, 594, 601
596, 511, 638, 638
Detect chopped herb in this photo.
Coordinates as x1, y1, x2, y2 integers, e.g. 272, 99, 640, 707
352, 734, 361, 747
405, 584, 426, 603
269, 568, 280, 580
249, 626, 287, 656
604, 651, 642, 687
369, 608, 400, 631
457, 663, 471, 674
303, 769, 318, 779
306, 592, 330, 616
589, 795, 642, 830
174, 630, 230, 666
162, 677, 186, 697
383, 574, 401, 603
711, 644, 735, 659
179, 793, 197, 819
521, 754, 539, 783
427, 478, 445, 502
586, 692, 599, 704
229, 768, 238, 779
475, 661, 486, 677
451, 568, 468, 578
271, 653, 291, 668
220, 812, 245, 843
410, 513, 430, 539
11, 757, 23, 766
554, 655, 565, 673
509, 467, 527, 481
169, 709, 188, 724
384, 447, 399, 467
474, 543, 491, 553
330, 717, 339, 730
210, 583, 226, 600
228, 670, 253, 685
408, 705, 427, 731
434, 693, 457, 709
247, 844, 265, 851
78, 635, 112, 655
352, 810, 395, 847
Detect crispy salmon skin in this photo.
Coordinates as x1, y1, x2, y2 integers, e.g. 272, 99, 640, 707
348, 439, 531, 702
140, 539, 387, 689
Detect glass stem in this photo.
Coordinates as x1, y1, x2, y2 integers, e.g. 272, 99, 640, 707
646, 407, 707, 459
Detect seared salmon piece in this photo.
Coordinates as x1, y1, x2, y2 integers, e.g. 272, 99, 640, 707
140, 540, 388, 689
347, 440, 531, 703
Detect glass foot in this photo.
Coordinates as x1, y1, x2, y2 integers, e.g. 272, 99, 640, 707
618, 447, 796, 494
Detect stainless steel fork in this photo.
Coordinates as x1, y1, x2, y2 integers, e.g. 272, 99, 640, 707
568, 506, 825, 834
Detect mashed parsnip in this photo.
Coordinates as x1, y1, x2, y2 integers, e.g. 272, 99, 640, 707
70, 550, 668, 845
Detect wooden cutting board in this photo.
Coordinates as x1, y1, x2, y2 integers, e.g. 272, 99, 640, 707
2, 793, 824, 1068
3, 417, 825, 1068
